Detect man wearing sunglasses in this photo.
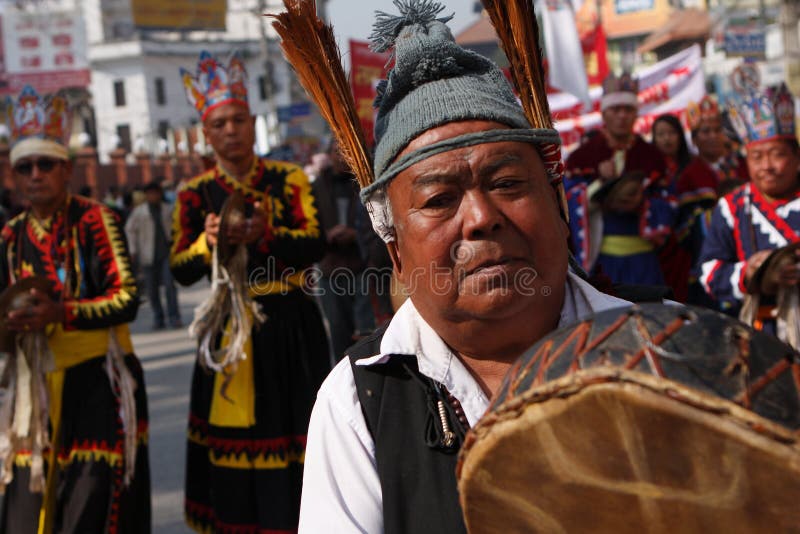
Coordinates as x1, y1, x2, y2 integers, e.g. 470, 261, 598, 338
0, 86, 151, 532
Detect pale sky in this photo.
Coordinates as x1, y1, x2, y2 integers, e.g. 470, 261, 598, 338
326, 0, 480, 52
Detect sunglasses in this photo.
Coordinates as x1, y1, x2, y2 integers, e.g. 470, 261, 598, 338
14, 158, 61, 176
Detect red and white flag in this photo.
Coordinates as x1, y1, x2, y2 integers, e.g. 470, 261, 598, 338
538, 0, 591, 106
550, 44, 706, 154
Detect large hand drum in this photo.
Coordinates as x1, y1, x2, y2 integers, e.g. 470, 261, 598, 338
457, 304, 800, 533
217, 191, 247, 265
0, 276, 54, 354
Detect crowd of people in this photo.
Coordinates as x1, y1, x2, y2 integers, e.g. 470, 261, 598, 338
0, 0, 797, 532
564, 74, 799, 343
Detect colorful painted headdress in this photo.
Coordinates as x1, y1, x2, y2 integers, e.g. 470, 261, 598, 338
601, 71, 639, 111
5, 85, 71, 166
180, 51, 249, 120
728, 83, 796, 148
686, 95, 720, 131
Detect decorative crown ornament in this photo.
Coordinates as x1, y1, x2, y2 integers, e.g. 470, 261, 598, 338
5, 85, 71, 165
686, 95, 720, 131
601, 71, 639, 111
180, 51, 249, 120
727, 83, 796, 148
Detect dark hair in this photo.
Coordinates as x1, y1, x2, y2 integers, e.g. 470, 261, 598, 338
781, 137, 800, 154
143, 181, 162, 193
652, 114, 691, 171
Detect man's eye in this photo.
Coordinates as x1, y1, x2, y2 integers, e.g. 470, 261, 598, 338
423, 193, 456, 209
493, 178, 524, 190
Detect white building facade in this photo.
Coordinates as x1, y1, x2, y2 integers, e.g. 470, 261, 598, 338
84, 0, 298, 162
0, 0, 311, 162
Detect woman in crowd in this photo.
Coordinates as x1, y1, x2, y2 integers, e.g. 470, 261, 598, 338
651, 114, 693, 301
652, 113, 692, 186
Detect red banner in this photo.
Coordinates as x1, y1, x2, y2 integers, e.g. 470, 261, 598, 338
581, 24, 609, 87
575, 0, 609, 88
551, 45, 705, 154
349, 40, 391, 147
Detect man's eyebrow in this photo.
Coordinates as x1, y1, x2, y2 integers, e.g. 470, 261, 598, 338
411, 170, 461, 189
479, 153, 524, 178
409, 151, 526, 188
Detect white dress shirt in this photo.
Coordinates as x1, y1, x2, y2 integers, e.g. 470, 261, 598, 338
298, 272, 631, 533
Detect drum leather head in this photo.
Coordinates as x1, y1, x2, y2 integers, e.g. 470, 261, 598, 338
458, 304, 800, 533
747, 242, 800, 294
0, 276, 54, 354
217, 191, 246, 265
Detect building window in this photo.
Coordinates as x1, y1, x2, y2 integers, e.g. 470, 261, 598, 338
258, 75, 268, 101
113, 80, 126, 107
116, 124, 132, 152
157, 120, 170, 140
155, 77, 167, 106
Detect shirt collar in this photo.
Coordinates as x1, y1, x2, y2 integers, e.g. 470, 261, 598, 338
355, 295, 456, 385
354, 271, 631, 425
217, 157, 260, 189
358, 270, 630, 367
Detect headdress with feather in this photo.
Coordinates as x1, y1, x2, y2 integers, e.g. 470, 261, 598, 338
271, 0, 567, 239
180, 51, 249, 121
6, 85, 71, 166
271, 1, 373, 189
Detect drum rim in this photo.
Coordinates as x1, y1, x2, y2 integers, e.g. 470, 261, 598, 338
457, 367, 800, 481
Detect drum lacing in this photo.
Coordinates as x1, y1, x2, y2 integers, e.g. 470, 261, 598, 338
629, 307, 697, 363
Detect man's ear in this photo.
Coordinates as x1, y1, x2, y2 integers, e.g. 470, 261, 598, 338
387, 240, 403, 279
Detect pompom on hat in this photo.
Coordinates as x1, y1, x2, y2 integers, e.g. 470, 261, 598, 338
686, 95, 720, 132
727, 83, 796, 149
601, 71, 639, 112
361, 0, 563, 205
181, 51, 249, 121
6, 85, 71, 166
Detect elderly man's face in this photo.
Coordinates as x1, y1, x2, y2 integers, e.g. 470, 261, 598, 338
387, 121, 569, 325
747, 139, 800, 200
202, 103, 255, 163
14, 156, 70, 211
602, 105, 637, 139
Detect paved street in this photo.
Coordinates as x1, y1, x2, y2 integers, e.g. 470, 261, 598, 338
131, 281, 210, 534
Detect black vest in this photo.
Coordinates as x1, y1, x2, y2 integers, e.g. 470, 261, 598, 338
347, 327, 468, 534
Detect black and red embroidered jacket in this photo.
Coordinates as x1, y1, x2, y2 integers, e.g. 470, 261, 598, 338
170, 158, 325, 287
0, 194, 139, 331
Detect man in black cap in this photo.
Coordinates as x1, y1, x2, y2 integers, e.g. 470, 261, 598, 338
125, 180, 181, 329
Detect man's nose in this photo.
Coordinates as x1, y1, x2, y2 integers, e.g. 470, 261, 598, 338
760, 156, 777, 172
461, 190, 503, 240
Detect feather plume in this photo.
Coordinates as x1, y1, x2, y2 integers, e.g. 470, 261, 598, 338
480, 0, 569, 220
479, 0, 552, 130
270, 0, 373, 188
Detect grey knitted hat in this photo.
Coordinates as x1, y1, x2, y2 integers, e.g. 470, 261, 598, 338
360, 0, 562, 243
362, 1, 560, 202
